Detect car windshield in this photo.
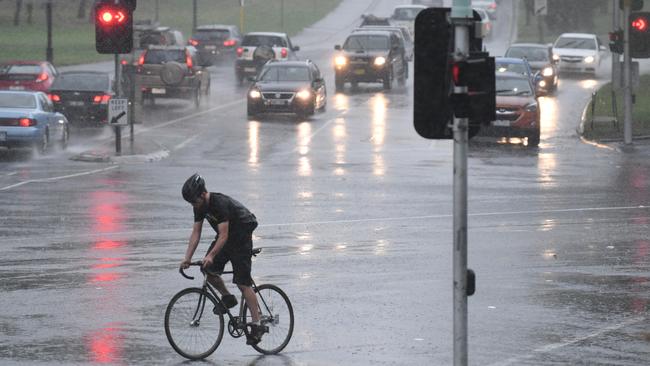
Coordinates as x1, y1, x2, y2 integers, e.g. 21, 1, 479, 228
193, 30, 230, 41
0, 93, 37, 108
554, 37, 596, 50
0, 64, 41, 74
505, 47, 549, 62
344, 35, 389, 50
259, 66, 310, 82
496, 62, 529, 76
242, 35, 287, 47
496, 77, 533, 96
51, 73, 110, 91
392, 8, 423, 20
144, 50, 186, 64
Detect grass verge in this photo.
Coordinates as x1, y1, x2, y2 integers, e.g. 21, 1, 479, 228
0, 0, 342, 66
582, 76, 650, 141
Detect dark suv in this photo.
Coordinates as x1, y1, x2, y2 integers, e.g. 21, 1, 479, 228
189, 25, 242, 65
135, 45, 210, 108
334, 30, 407, 91
235, 32, 299, 85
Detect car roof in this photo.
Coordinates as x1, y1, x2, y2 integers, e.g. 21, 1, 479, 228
195, 25, 236, 30
0, 90, 42, 96
348, 30, 392, 37
394, 5, 427, 9
266, 60, 312, 67
146, 45, 188, 51
244, 32, 288, 38
508, 43, 550, 49
496, 71, 530, 79
59, 71, 110, 76
557, 33, 597, 39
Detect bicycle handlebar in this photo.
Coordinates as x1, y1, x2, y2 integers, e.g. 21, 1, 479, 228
179, 261, 203, 280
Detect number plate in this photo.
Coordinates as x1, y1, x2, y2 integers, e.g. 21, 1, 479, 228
354, 69, 366, 75
0, 132, 6, 141
492, 120, 511, 127
244, 67, 256, 73
205, 45, 217, 50
151, 88, 166, 94
268, 100, 287, 106
69, 101, 85, 106
9, 86, 24, 91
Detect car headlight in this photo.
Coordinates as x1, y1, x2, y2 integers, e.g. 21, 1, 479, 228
374, 56, 386, 66
584, 56, 595, 64
552, 54, 560, 61
296, 89, 311, 100
542, 66, 554, 77
538, 80, 547, 88
249, 89, 262, 99
525, 102, 538, 112
335, 56, 347, 67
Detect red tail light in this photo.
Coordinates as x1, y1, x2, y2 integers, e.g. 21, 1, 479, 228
489, 3, 496, 9
236, 47, 244, 57
189, 38, 199, 46
223, 39, 236, 47
48, 94, 60, 102
281, 48, 288, 58
36, 72, 48, 82
93, 94, 111, 104
138, 53, 145, 65
19, 118, 36, 127
186, 51, 193, 70
120, 59, 128, 65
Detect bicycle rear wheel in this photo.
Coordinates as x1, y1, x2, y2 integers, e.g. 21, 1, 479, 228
164, 287, 224, 360
243, 284, 294, 355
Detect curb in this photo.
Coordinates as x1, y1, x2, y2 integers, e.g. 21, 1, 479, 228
69, 148, 169, 163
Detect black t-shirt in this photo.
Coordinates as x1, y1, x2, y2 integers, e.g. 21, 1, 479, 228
193, 193, 257, 236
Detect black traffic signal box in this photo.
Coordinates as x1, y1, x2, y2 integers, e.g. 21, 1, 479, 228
629, 12, 650, 58
95, 0, 134, 54
413, 8, 494, 140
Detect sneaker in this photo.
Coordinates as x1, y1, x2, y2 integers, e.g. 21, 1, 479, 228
246, 324, 266, 345
213, 294, 238, 315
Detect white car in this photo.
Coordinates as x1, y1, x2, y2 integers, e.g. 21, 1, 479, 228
234, 32, 300, 85
552, 33, 608, 76
389, 5, 426, 35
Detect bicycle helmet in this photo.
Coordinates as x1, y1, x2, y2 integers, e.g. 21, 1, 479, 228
182, 173, 206, 203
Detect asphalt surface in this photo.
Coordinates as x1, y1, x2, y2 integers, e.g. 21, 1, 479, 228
1, 1, 650, 365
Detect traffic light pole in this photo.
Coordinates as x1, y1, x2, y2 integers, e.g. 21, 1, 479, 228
623, 3, 633, 145
451, 1, 472, 365
114, 54, 121, 155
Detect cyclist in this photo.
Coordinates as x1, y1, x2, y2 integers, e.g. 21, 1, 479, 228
180, 173, 265, 345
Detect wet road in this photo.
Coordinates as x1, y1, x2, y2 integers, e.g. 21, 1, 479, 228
1, 0, 650, 365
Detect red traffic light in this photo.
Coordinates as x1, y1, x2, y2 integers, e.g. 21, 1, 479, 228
631, 16, 648, 32
98, 8, 127, 25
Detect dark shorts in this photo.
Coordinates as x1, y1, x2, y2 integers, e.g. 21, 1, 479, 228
205, 223, 256, 286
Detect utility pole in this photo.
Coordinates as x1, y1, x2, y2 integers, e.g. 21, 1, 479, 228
46, 0, 53, 62
240, 0, 245, 33
623, 1, 633, 144
192, 0, 197, 32
451, 0, 472, 365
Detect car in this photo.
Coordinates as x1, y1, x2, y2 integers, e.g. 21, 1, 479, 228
495, 57, 540, 94
552, 33, 608, 76
389, 5, 426, 35
472, 0, 497, 20
247, 60, 327, 119
47, 71, 113, 127
412, 0, 444, 6
235, 32, 300, 85
482, 72, 540, 147
0, 90, 69, 153
356, 25, 414, 61
334, 30, 408, 91
119, 24, 186, 92
136, 45, 210, 108
360, 14, 392, 27
0, 61, 59, 93
505, 43, 559, 95
189, 24, 242, 65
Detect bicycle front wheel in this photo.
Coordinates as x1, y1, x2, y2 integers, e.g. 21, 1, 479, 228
164, 287, 224, 360
243, 284, 294, 355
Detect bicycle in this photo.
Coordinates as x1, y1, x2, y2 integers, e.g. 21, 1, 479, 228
164, 248, 294, 360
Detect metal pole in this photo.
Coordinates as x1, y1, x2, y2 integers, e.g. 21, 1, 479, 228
281, 0, 284, 32
155, 0, 159, 22
623, 3, 633, 144
114, 54, 122, 155
451, 1, 471, 364
240, 0, 245, 33
612, 0, 621, 85
193, 0, 197, 32
46, 1, 53, 62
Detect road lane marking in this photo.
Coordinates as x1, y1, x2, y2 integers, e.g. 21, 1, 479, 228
487, 316, 646, 366
0, 166, 118, 191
